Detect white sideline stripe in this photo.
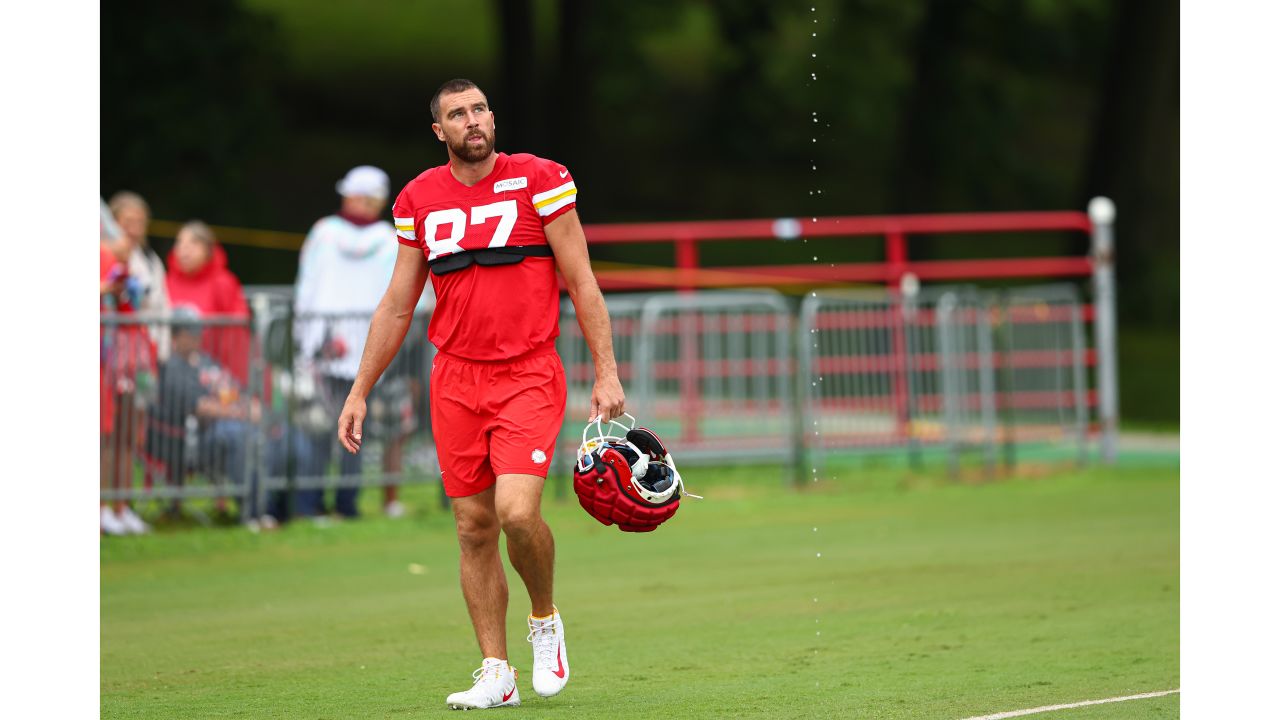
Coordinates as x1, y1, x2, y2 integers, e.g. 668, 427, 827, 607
958, 689, 1179, 720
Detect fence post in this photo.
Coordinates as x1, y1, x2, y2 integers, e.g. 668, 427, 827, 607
1088, 197, 1119, 464
675, 235, 701, 444
794, 296, 817, 488
885, 231, 913, 443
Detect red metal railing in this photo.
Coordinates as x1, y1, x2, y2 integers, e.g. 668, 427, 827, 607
571, 209, 1100, 454
579, 210, 1094, 291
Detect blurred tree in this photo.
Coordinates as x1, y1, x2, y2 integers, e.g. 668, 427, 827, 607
101, 0, 285, 223
888, 0, 969, 215
1082, 0, 1179, 328
496, 0, 540, 153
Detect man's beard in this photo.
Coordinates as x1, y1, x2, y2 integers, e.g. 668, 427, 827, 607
449, 128, 496, 162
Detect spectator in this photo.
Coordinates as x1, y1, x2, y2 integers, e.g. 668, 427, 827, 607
100, 208, 156, 535
109, 191, 170, 321
293, 166, 434, 519
146, 309, 268, 528
165, 221, 252, 384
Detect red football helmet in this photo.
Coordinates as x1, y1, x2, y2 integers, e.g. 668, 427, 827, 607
572, 414, 699, 533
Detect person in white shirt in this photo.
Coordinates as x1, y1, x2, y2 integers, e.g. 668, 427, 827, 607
293, 166, 434, 519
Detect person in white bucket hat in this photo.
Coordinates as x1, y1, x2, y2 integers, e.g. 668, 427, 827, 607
336, 165, 390, 201
293, 165, 433, 521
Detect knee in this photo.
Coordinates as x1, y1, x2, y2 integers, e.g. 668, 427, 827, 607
497, 503, 543, 539
456, 513, 500, 553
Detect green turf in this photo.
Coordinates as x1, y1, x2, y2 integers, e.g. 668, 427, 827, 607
101, 461, 1178, 719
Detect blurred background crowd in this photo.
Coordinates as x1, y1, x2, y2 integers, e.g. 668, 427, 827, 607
99, 166, 432, 535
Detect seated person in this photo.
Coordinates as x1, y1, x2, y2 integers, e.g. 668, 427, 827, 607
146, 309, 262, 521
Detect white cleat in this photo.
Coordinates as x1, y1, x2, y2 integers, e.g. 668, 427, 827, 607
446, 658, 520, 710
119, 506, 151, 535
528, 607, 569, 698
100, 506, 127, 536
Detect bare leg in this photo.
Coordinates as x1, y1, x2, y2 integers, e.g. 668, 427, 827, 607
112, 392, 131, 514
495, 474, 554, 617
452, 487, 508, 659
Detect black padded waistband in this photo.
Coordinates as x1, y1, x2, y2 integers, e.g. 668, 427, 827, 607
428, 245, 555, 276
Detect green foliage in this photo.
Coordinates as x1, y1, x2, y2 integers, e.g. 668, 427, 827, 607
1119, 327, 1179, 427
102, 0, 287, 223
102, 462, 1178, 718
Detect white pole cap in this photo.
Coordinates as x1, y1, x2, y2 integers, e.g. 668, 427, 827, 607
1087, 196, 1116, 225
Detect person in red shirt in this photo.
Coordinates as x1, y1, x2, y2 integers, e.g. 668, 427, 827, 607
165, 221, 252, 384
100, 224, 155, 535
336, 79, 624, 709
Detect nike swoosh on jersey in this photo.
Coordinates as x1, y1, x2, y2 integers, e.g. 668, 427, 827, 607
559, 169, 569, 178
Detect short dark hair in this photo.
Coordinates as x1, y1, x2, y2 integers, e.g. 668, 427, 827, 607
430, 78, 484, 122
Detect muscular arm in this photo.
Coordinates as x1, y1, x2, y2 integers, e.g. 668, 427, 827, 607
544, 208, 625, 421
338, 244, 429, 452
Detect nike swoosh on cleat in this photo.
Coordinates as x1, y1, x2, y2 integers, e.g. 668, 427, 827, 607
503, 688, 516, 702
552, 645, 566, 678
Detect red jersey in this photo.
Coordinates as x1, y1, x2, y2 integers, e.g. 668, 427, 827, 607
392, 152, 578, 361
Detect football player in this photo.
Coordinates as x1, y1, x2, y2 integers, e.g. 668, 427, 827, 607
337, 78, 625, 710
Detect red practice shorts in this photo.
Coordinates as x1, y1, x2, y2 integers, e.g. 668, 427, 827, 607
430, 348, 567, 498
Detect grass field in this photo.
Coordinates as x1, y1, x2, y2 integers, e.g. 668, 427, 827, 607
101, 459, 1178, 719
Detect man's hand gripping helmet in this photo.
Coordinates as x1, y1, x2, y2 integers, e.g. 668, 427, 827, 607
572, 413, 699, 532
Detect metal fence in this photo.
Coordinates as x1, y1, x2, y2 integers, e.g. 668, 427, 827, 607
253, 306, 438, 520
798, 284, 1090, 476
100, 313, 260, 516
101, 283, 1095, 519
557, 291, 796, 469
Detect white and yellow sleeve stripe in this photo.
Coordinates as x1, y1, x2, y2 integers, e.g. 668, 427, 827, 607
532, 181, 577, 217
393, 216, 416, 241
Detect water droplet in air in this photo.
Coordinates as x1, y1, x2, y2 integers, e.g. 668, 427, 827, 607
816, 552, 822, 558
811, 53, 817, 58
